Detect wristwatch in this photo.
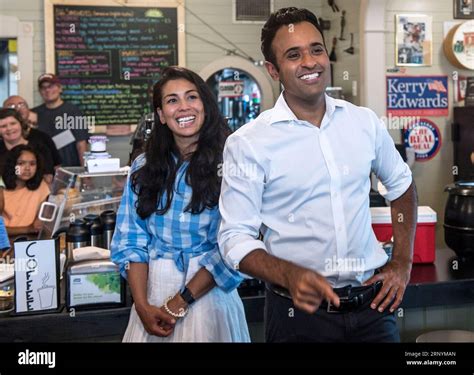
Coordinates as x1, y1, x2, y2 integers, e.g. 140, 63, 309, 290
179, 286, 196, 305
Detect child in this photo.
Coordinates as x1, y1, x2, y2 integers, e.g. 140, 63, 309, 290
2, 145, 50, 236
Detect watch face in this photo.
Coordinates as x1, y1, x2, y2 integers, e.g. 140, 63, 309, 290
181, 288, 195, 305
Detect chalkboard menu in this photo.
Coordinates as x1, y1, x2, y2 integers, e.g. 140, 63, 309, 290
47, 3, 184, 128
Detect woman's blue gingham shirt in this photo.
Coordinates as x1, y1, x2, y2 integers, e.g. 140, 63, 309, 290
110, 154, 242, 292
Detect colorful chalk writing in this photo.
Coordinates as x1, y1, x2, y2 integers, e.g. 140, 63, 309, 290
53, 5, 178, 126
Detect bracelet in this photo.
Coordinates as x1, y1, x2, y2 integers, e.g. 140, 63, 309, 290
163, 296, 188, 318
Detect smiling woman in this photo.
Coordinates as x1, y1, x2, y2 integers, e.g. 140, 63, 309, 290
110, 66, 250, 342
0, 108, 60, 182
156, 78, 206, 152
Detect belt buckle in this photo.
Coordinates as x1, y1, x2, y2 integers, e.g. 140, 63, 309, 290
326, 295, 350, 313
326, 284, 353, 313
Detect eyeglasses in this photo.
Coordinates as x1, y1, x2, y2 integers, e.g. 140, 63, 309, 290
7, 102, 27, 109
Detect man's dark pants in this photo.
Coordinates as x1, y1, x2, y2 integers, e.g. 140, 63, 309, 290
264, 289, 400, 343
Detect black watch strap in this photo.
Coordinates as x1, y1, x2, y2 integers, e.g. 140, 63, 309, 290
180, 286, 195, 305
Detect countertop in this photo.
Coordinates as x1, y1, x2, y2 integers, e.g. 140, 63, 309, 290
1, 248, 473, 342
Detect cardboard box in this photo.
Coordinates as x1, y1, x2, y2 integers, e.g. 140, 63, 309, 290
371, 206, 437, 263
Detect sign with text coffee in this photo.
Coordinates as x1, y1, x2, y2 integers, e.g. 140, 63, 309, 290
386, 75, 448, 116
14, 239, 60, 314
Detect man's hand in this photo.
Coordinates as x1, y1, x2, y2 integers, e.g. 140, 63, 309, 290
135, 303, 176, 337
285, 265, 340, 314
363, 257, 412, 313
239, 249, 340, 314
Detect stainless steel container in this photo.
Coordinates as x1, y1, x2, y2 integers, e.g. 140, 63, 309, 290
83, 214, 104, 248
100, 210, 116, 250
66, 219, 91, 260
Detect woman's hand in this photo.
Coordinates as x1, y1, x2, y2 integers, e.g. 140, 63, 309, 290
135, 303, 177, 337
161, 293, 189, 320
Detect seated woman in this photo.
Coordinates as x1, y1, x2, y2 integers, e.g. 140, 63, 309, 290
2, 145, 50, 236
0, 108, 61, 184
111, 66, 250, 342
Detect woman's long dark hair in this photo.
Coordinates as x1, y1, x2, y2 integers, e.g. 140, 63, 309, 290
2, 144, 44, 190
132, 66, 231, 219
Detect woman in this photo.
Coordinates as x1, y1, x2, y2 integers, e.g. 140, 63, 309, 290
2, 145, 50, 236
0, 108, 61, 183
111, 66, 250, 342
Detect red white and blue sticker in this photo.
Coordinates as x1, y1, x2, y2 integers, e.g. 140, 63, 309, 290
403, 118, 442, 161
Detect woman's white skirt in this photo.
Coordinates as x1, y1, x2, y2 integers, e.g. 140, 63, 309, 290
123, 255, 250, 342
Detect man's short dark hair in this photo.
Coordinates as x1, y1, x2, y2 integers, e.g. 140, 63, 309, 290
261, 7, 326, 68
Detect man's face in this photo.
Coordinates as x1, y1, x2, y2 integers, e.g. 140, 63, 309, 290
265, 21, 330, 104
39, 82, 62, 104
3, 96, 29, 121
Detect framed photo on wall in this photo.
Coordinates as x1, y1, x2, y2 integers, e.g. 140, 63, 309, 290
454, 0, 474, 19
395, 14, 432, 66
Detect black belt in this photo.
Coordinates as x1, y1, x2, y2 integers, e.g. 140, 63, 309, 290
267, 281, 383, 314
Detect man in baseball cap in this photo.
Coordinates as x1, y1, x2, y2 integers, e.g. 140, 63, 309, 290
33, 73, 88, 167
37, 73, 61, 87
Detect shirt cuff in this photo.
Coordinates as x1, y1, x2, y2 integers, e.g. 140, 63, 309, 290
383, 173, 413, 202
226, 239, 267, 277
198, 250, 242, 292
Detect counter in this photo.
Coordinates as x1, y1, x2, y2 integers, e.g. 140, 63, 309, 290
1, 248, 473, 342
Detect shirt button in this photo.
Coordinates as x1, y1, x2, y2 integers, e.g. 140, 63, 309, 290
338, 226, 343, 232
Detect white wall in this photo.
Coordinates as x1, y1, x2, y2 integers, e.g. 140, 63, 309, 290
321, 0, 361, 105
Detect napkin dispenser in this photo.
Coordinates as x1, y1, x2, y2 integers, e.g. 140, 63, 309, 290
66, 259, 125, 310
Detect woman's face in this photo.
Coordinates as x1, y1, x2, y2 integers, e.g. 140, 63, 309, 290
0, 116, 23, 144
157, 78, 205, 141
16, 151, 37, 182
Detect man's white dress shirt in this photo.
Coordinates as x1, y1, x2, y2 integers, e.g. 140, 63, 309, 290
218, 93, 412, 287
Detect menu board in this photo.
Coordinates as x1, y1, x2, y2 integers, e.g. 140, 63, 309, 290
45, 2, 185, 129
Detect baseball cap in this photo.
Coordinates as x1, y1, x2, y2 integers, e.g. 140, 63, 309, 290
38, 73, 61, 87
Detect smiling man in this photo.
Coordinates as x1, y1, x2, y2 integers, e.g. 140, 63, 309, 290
218, 7, 417, 343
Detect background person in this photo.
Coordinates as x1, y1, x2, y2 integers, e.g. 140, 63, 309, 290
3, 95, 38, 128
0, 108, 60, 184
2, 145, 50, 237
33, 73, 88, 167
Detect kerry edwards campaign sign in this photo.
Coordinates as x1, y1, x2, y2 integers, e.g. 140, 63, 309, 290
386, 76, 448, 116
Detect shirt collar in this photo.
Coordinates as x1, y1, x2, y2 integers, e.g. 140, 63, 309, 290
269, 91, 345, 126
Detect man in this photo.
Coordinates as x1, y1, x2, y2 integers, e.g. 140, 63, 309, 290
218, 7, 417, 343
33, 73, 88, 166
3, 95, 37, 128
